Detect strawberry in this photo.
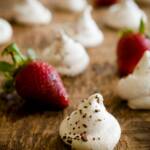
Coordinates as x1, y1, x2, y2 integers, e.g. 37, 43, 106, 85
117, 20, 150, 76
0, 43, 69, 109
94, 0, 118, 7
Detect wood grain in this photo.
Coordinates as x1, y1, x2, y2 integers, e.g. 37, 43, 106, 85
0, 3, 150, 150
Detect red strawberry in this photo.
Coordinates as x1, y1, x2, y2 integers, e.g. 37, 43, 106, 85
117, 20, 150, 76
0, 43, 69, 109
94, 0, 118, 7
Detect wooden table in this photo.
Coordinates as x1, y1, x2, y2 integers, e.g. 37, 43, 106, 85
0, 2, 150, 150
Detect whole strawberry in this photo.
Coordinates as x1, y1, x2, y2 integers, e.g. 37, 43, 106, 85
94, 0, 118, 7
0, 43, 69, 109
117, 20, 150, 76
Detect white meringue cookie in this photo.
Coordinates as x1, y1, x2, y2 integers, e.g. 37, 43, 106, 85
51, 0, 87, 12
44, 31, 89, 77
66, 5, 104, 48
0, 18, 13, 45
104, 0, 147, 30
14, 0, 52, 25
117, 51, 150, 109
59, 93, 121, 150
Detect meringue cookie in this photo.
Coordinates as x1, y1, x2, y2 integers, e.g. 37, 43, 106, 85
14, 0, 52, 25
44, 31, 89, 77
51, 0, 87, 12
0, 18, 13, 45
117, 51, 150, 109
66, 5, 104, 48
59, 93, 121, 150
104, 0, 147, 30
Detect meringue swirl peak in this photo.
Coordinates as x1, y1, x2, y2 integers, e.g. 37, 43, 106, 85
66, 5, 104, 48
43, 30, 89, 77
104, 0, 147, 30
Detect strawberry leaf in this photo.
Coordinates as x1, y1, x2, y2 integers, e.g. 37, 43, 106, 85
0, 61, 15, 73
0, 43, 37, 93
2, 78, 15, 92
2, 43, 26, 66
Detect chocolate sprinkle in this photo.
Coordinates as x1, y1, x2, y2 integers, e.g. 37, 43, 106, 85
95, 95, 100, 103
63, 136, 66, 140
82, 124, 87, 128
79, 109, 82, 114
67, 139, 72, 144
95, 109, 100, 113
84, 106, 88, 108
80, 133, 88, 142
82, 113, 87, 118
74, 135, 80, 140
75, 121, 79, 125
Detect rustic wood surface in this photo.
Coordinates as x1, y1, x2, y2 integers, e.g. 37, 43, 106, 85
0, 2, 150, 150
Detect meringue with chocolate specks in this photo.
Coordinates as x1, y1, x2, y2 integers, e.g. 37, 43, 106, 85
43, 30, 89, 77
0, 18, 13, 45
14, 0, 52, 25
104, 0, 147, 30
66, 5, 104, 48
117, 51, 150, 109
50, 0, 87, 12
59, 93, 121, 150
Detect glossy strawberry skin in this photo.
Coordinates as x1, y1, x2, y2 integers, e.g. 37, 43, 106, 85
117, 33, 150, 76
94, 0, 118, 6
15, 61, 69, 109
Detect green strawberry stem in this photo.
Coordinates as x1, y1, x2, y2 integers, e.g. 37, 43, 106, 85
139, 18, 145, 34
119, 29, 133, 37
2, 43, 26, 67
0, 43, 36, 92
120, 18, 146, 37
